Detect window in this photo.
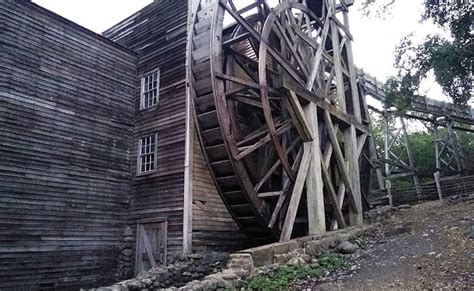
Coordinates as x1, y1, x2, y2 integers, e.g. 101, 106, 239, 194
140, 69, 160, 109
138, 134, 157, 174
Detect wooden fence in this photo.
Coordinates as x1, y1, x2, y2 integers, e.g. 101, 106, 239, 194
369, 175, 474, 206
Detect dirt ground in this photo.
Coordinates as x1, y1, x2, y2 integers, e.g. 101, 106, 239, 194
297, 198, 473, 290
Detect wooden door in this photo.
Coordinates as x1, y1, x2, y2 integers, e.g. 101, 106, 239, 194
135, 220, 167, 274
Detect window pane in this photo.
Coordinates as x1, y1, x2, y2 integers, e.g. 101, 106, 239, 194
141, 70, 159, 109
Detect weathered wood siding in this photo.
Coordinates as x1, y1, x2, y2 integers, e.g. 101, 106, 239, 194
192, 131, 246, 251
0, 0, 136, 289
103, 0, 189, 259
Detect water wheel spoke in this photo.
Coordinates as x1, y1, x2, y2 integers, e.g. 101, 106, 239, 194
255, 136, 301, 193
271, 13, 311, 80
283, 89, 314, 141
230, 95, 262, 108
268, 146, 303, 228
320, 151, 347, 229
235, 120, 292, 161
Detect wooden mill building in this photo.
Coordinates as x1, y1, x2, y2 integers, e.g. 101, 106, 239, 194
1, 0, 368, 288
1, 0, 244, 288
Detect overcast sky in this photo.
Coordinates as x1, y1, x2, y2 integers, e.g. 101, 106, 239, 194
33, 0, 447, 101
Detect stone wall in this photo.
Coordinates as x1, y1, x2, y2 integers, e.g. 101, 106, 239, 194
98, 252, 229, 290
116, 227, 135, 280
96, 225, 378, 291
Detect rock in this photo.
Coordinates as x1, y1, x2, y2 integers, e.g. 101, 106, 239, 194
127, 280, 142, 289
287, 257, 305, 266
336, 241, 358, 254
233, 268, 251, 278
300, 254, 312, 263
221, 270, 238, 280
121, 248, 132, 257
398, 204, 411, 209
367, 211, 377, 219
216, 279, 226, 288
273, 253, 290, 265
124, 227, 133, 237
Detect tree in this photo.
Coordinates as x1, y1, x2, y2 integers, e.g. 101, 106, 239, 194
362, 0, 473, 107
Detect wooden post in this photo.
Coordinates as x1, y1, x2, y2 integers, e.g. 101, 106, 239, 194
434, 124, 441, 171
446, 120, 464, 174
434, 171, 443, 200
346, 126, 363, 225
343, 10, 361, 121
182, 0, 198, 253
329, 0, 346, 112
400, 117, 421, 194
304, 102, 326, 234
384, 111, 390, 180
386, 180, 393, 207
280, 143, 313, 242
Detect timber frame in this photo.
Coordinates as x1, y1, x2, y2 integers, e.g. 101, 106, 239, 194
359, 71, 473, 204
188, 0, 369, 243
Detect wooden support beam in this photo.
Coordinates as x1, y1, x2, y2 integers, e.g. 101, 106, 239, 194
346, 125, 363, 225
269, 148, 303, 228
285, 89, 314, 141
329, 7, 346, 111
323, 111, 358, 213
320, 150, 347, 229
434, 171, 443, 200
258, 191, 283, 198
280, 143, 312, 242
281, 76, 369, 134
304, 102, 326, 235
306, 13, 331, 91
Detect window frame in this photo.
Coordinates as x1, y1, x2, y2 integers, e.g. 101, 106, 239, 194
140, 68, 160, 110
137, 133, 158, 176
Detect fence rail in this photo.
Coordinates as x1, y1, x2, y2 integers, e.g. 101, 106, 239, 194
370, 175, 474, 206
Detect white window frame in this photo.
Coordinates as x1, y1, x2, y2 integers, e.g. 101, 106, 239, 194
137, 133, 158, 175
140, 68, 160, 110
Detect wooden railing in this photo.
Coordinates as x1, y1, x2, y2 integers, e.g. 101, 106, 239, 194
369, 175, 474, 206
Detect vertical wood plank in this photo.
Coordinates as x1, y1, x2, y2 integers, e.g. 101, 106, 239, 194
434, 171, 443, 200
303, 102, 326, 235
140, 225, 157, 269
346, 125, 363, 225
280, 142, 312, 242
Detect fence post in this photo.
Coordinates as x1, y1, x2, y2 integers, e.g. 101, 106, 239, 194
434, 171, 443, 200
386, 180, 393, 207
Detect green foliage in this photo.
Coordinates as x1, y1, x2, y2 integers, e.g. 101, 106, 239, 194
408, 131, 436, 177
370, 114, 474, 180
359, 0, 395, 18
243, 253, 346, 290
361, 0, 473, 107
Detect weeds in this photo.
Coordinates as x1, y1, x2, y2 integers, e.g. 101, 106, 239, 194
243, 253, 346, 290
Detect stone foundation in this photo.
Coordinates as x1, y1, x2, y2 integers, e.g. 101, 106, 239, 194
96, 224, 378, 290
116, 226, 135, 280
95, 252, 229, 290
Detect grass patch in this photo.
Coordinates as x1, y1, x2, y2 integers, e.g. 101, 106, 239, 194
243, 253, 346, 290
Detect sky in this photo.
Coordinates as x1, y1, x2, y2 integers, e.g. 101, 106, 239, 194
33, 0, 448, 102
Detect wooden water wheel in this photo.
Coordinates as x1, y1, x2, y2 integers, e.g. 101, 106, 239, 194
188, 0, 370, 244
